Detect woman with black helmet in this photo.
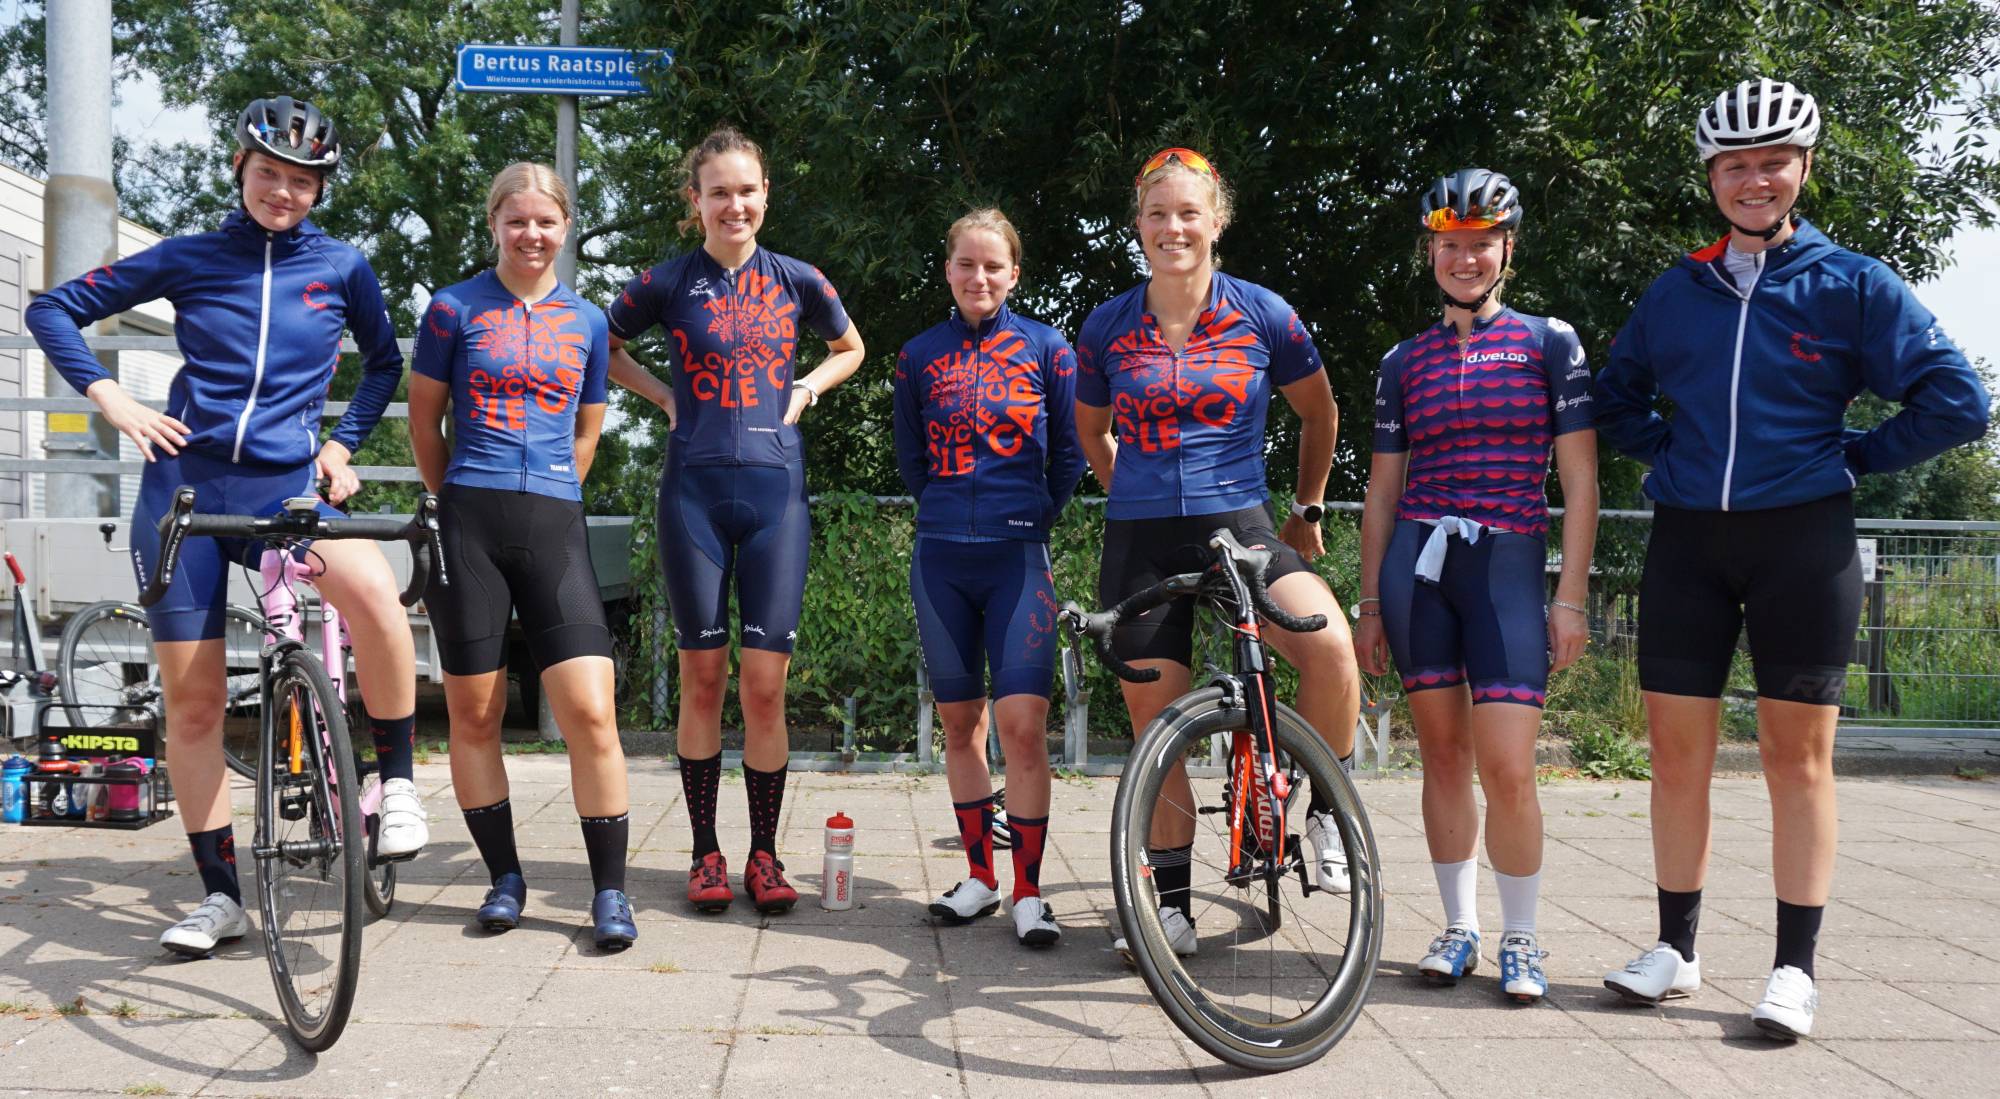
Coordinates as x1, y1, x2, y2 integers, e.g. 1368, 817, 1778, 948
1355, 169, 1598, 1003
1594, 78, 1990, 1038
25, 96, 423, 957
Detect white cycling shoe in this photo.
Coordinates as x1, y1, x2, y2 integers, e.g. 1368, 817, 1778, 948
159, 892, 249, 957
929, 877, 1001, 922
1604, 942, 1702, 1004
1011, 895, 1061, 947
376, 777, 429, 860
1751, 965, 1818, 1039
1304, 810, 1352, 894
1114, 905, 1198, 964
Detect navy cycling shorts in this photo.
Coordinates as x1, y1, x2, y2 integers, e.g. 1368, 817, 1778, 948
130, 450, 341, 643
657, 455, 810, 653
910, 537, 1060, 703
426, 484, 613, 676
1379, 519, 1550, 708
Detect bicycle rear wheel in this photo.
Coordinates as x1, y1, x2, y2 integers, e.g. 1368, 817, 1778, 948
255, 648, 364, 1051
1111, 685, 1382, 1072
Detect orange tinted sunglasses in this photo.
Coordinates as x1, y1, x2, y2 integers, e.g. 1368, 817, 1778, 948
1423, 206, 1507, 232
1135, 147, 1218, 189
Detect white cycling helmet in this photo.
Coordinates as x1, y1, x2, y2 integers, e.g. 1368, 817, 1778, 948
1696, 78, 1820, 161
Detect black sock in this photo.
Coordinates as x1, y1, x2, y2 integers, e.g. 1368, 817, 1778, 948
744, 761, 788, 856
462, 798, 521, 882
1775, 899, 1824, 979
369, 711, 417, 783
1151, 844, 1194, 920
580, 813, 630, 894
679, 753, 722, 860
1658, 886, 1703, 962
188, 825, 240, 904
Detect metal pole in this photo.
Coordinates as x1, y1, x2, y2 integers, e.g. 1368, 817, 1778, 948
41, 0, 120, 518
555, 0, 580, 285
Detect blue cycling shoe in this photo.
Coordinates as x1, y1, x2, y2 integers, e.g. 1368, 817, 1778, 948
1417, 925, 1481, 985
592, 888, 637, 951
477, 873, 527, 932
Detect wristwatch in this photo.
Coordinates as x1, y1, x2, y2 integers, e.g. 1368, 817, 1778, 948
1289, 499, 1325, 524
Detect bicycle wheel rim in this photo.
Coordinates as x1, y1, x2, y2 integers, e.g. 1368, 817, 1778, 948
57, 602, 159, 726
1111, 687, 1383, 1072
255, 650, 365, 1051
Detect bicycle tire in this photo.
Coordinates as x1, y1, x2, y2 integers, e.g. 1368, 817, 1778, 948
57, 601, 159, 727
255, 648, 365, 1051
218, 605, 267, 780
1111, 685, 1382, 1072
360, 770, 398, 919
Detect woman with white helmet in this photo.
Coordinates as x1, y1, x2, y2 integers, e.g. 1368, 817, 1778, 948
1593, 78, 1989, 1039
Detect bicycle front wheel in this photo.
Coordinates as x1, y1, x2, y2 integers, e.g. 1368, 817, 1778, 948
1111, 686, 1383, 1072
255, 648, 365, 1051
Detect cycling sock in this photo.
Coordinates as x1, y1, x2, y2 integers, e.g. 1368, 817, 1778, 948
1339, 751, 1354, 774
368, 711, 416, 784
462, 798, 521, 881
1495, 869, 1541, 936
1151, 844, 1194, 920
678, 752, 721, 859
580, 813, 629, 894
1433, 858, 1479, 932
1774, 899, 1823, 979
744, 761, 787, 856
1008, 813, 1048, 901
952, 795, 998, 889
188, 825, 241, 904
1658, 886, 1703, 962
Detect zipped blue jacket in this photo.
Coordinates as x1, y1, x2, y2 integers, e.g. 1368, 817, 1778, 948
893, 304, 1085, 541
26, 209, 403, 468
1593, 220, 1990, 511
411, 271, 609, 501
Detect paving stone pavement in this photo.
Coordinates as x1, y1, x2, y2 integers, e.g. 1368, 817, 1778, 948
2, 760, 1997, 1097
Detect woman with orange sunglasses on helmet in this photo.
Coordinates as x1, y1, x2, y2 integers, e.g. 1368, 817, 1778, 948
1074, 147, 1362, 958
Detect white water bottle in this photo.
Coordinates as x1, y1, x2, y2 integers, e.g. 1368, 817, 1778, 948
822, 811, 855, 911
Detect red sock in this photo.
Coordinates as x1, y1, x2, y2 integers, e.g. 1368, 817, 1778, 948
1008, 814, 1048, 901
952, 796, 998, 888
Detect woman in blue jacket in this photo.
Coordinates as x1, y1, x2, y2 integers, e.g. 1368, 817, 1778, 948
25, 97, 422, 956
893, 208, 1084, 947
1593, 78, 1990, 1039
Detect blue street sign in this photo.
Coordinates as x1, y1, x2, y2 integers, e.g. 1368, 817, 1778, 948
455, 44, 673, 97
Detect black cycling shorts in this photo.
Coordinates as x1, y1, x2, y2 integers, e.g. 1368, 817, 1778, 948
1637, 492, 1861, 706
426, 484, 614, 677
1097, 504, 1314, 666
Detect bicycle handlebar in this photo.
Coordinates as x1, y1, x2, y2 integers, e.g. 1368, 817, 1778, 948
139, 486, 447, 610
1061, 526, 1327, 683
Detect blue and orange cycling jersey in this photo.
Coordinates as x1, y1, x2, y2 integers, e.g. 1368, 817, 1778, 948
605, 247, 851, 467
1373, 309, 1594, 537
411, 271, 610, 501
1076, 272, 1324, 520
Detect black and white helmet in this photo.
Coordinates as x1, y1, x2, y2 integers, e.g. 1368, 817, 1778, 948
1696, 78, 1820, 162
1420, 168, 1523, 232
236, 96, 341, 171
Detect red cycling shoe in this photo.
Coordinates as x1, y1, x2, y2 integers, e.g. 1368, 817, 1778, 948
688, 852, 733, 913
743, 850, 799, 914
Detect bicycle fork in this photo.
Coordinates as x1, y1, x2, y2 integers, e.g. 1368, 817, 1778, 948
1225, 622, 1295, 889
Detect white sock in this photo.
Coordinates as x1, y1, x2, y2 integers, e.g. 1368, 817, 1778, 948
1338, 752, 1353, 774
1495, 869, 1541, 936
1432, 859, 1479, 933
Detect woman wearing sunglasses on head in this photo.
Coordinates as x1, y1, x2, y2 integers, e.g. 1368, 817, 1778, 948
408, 162, 633, 950
1354, 169, 1598, 1004
1594, 79, 1988, 1039
1075, 147, 1363, 958
605, 126, 865, 915
893, 208, 1085, 947
25, 96, 422, 955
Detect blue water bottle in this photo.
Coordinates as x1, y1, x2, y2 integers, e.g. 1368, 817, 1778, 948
2, 755, 30, 824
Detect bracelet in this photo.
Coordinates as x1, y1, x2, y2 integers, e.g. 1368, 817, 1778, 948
1355, 597, 1381, 607
1551, 599, 1588, 616
1356, 608, 1382, 617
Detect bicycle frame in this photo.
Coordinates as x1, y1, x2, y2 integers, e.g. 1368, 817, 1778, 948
256, 550, 382, 826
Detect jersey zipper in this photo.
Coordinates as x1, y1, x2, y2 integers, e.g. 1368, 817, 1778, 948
231, 234, 276, 463
518, 299, 532, 494
1717, 253, 1760, 511
1455, 325, 1471, 515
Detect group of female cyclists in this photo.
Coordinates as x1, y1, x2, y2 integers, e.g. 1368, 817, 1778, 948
25, 76, 1989, 1043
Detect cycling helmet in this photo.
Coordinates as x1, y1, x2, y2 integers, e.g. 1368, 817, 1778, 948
1696, 78, 1819, 162
236, 96, 341, 171
1420, 168, 1523, 233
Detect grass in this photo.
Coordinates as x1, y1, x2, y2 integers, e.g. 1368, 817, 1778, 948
122, 1086, 168, 1097
1956, 765, 1990, 781
54, 996, 86, 1017
647, 960, 684, 974
0, 1000, 35, 1015
109, 999, 139, 1018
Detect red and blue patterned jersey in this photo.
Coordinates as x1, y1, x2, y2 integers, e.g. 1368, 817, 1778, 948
1076, 272, 1324, 520
411, 271, 609, 502
606, 247, 851, 467
1373, 309, 1594, 537
892, 304, 1087, 541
